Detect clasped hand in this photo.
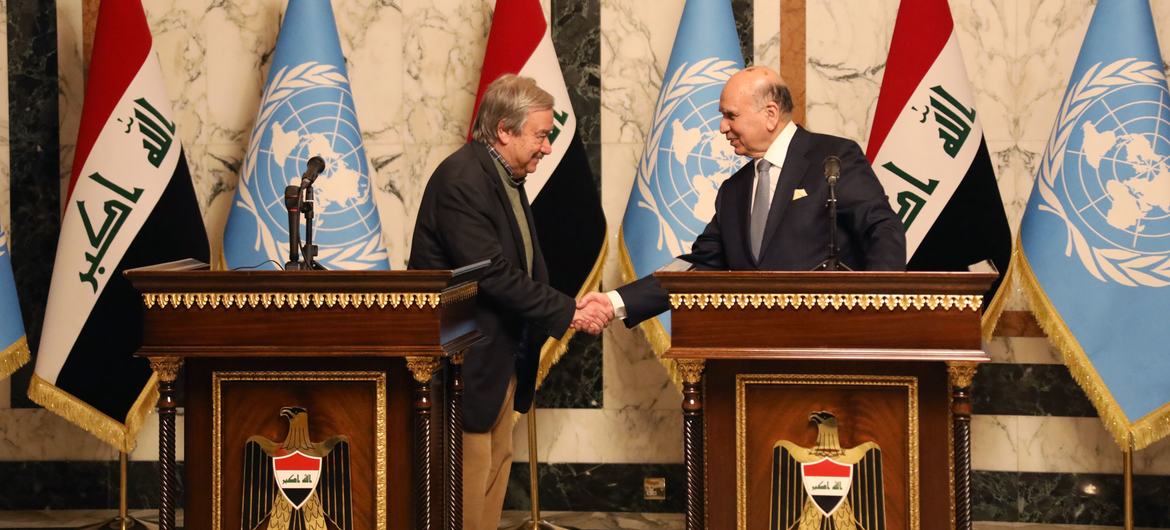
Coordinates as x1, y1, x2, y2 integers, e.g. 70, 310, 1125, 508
570, 292, 614, 335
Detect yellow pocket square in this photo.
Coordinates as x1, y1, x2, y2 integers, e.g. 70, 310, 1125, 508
792, 188, 808, 201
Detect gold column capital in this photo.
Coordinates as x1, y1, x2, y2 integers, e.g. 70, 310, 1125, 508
149, 356, 183, 383
947, 362, 979, 389
677, 359, 706, 385
406, 356, 439, 383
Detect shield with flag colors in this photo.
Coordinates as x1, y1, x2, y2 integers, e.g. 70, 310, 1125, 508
223, 0, 388, 271
27, 0, 209, 452
618, 0, 746, 365
273, 450, 323, 509
469, 0, 606, 385
801, 458, 854, 517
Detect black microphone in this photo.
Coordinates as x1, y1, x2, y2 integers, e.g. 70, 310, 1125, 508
823, 155, 841, 185
284, 185, 302, 268
814, 155, 851, 271
299, 156, 326, 189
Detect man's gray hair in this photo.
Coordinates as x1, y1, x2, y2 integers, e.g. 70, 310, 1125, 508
471, 74, 555, 145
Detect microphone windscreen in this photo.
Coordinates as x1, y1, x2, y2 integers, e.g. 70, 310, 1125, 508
823, 155, 841, 179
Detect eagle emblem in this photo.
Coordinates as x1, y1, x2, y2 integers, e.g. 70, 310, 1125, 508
771, 411, 884, 530
242, 406, 352, 530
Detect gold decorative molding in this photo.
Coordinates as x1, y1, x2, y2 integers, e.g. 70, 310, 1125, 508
143, 291, 448, 310
450, 350, 465, 366
211, 371, 388, 530
735, 374, 920, 530
148, 357, 182, 382
406, 357, 439, 383
669, 292, 982, 312
947, 362, 979, 389
677, 359, 705, 384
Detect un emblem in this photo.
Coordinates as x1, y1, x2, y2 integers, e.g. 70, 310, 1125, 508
633, 58, 746, 256
1039, 58, 1170, 287
237, 61, 388, 269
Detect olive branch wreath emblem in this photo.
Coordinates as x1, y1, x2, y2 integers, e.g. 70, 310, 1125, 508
633, 58, 741, 258
1035, 58, 1170, 287
236, 62, 387, 269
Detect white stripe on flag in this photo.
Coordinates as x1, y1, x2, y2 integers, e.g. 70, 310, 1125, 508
35, 44, 179, 383
520, 22, 577, 201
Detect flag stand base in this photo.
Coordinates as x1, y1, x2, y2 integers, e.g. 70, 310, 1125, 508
82, 452, 149, 530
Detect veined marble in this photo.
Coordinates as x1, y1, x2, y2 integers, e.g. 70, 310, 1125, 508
0, 408, 183, 462
512, 408, 682, 464
974, 415, 1170, 475
752, 0, 779, 69
984, 337, 1062, 365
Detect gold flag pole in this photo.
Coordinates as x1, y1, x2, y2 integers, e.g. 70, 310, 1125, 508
1124, 434, 1134, 530
508, 407, 568, 530
82, 452, 147, 530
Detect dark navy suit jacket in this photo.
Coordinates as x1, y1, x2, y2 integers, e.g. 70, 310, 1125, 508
617, 126, 907, 326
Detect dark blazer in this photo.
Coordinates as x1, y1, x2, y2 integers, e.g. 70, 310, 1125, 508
618, 126, 907, 326
409, 142, 574, 432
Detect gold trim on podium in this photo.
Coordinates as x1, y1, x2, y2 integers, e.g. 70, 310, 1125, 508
670, 292, 982, 312
143, 284, 477, 310
211, 371, 388, 530
735, 374, 920, 530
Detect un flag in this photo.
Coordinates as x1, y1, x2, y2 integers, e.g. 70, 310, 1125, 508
223, 0, 388, 270
1009, 0, 1170, 450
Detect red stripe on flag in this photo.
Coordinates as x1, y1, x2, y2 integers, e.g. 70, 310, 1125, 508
866, 0, 954, 160
805, 459, 851, 477
69, 0, 153, 199
466, 0, 547, 140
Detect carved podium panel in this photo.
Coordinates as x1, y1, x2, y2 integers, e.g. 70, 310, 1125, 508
656, 271, 993, 530
127, 260, 483, 530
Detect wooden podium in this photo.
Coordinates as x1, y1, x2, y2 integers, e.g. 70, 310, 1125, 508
656, 271, 994, 530
126, 260, 483, 530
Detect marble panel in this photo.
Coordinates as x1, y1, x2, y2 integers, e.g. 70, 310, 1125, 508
1018, 415, 1170, 476
987, 139, 1043, 241
0, 461, 182, 510
9, 0, 61, 408
972, 363, 1097, 417
500, 510, 683, 530
1015, 0, 1093, 144
553, 0, 601, 147
972, 414, 1019, 473
512, 408, 681, 464
984, 337, 1062, 365
976, 524, 1155, 530
731, 0, 752, 66
504, 462, 685, 513
804, 0, 897, 144
752, 0, 779, 70
0, 408, 184, 462
973, 470, 1019, 522
599, 0, 684, 145
399, 0, 491, 146
951, 1, 1015, 145
1016, 472, 1125, 526
535, 332, 602, 408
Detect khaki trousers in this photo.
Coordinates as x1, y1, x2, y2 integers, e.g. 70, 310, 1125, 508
462, 377, 515, 530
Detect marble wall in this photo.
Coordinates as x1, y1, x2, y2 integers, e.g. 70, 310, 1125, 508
3, 0, 1170, 528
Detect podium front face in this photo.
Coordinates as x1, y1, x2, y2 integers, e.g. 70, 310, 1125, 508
657, 271, 993, 530
128, 265, 482, 530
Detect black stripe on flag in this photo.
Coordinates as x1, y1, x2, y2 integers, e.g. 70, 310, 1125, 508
53, 151, 208, 421
530, 135, 605, 297
906, 138, 1011, 299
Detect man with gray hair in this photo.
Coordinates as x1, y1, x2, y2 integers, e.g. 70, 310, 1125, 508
409, 74, 606, 530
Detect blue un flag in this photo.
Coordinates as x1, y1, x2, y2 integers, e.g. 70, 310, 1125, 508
0, 223, 27, 380
223, 0, 388, 270
618, 0, 745, 352
1000, 0, 1170, 450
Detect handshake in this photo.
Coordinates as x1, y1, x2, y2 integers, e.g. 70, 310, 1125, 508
570, 292, 616, 335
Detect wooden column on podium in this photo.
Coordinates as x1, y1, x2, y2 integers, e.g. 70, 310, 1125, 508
656, 271, 994, 530
127, 260, 484, 530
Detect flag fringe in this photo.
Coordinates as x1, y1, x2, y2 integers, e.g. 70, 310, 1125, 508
27, 372, 159, 453
618, 231, 683, 393
1011, 248, 1170, 450
535, 238, 609, 391
0, 337, 29, 379
980, 244, 1020, 340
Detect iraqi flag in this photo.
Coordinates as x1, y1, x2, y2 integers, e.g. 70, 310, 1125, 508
27, 0, 209, 452
470, 0, 606, 385
866, 0, 1011, 309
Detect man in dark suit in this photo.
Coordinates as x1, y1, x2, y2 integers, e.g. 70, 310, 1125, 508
409, 74, 605, 530
580, 66, 906, 326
